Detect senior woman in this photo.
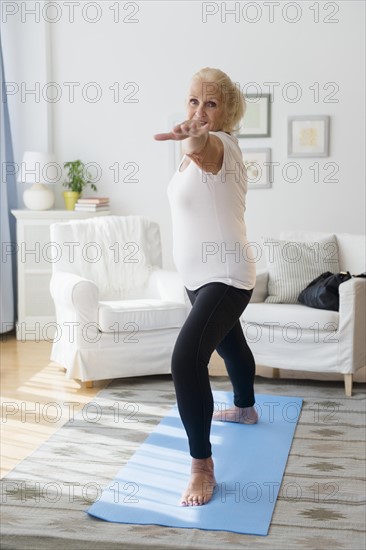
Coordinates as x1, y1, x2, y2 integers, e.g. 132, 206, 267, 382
154, 67, 258, 507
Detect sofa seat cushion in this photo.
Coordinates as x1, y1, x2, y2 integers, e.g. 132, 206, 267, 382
98, 299, 187, 332
241, 302, 339, 330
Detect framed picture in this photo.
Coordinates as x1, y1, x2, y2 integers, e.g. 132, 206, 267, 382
236, 94, 271, 138
288, 115, 330, 157
241, 148, 272, 189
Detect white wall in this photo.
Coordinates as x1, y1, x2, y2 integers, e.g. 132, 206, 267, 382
2, 1, 365, 271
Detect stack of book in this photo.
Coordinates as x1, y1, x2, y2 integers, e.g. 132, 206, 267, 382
74, 197, 110, 212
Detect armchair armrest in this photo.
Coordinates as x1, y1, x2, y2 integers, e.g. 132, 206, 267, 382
50, 271, 99, 325
146, 268, 186, 304
338, 277, 366, 372
251, 268, 269, 303
49, 271, 99, 368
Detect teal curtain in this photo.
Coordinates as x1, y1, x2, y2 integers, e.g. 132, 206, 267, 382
0, 34, 18, 334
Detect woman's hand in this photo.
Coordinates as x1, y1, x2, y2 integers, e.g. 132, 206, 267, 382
154, 118, 224, 173
154, 119, 209, 141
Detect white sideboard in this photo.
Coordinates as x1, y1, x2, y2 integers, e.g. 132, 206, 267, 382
11, 209, 111, 341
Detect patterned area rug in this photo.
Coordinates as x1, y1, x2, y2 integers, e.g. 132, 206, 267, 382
1, 375, 365, 550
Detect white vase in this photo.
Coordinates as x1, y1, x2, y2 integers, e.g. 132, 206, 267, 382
23, 184, 55, 210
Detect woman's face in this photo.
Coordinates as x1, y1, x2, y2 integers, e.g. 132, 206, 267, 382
185, 79, 226, 132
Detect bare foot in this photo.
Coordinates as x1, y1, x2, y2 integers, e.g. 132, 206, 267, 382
180, 456, 216, 506
212, 405, 258, 424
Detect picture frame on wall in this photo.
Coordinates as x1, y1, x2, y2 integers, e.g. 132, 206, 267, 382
241, 148, 272, 189
288, 115, 330, 157
235, 94, 271, 138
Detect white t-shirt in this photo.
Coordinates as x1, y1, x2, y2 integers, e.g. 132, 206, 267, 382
167, 131, 256, 291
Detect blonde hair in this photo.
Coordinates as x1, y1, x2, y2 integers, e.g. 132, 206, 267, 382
185, 67, 245, 134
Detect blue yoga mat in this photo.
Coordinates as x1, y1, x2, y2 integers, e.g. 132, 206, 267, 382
87, 391, 302, 535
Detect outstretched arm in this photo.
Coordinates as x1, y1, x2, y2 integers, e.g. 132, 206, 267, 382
154, 120, 224, 175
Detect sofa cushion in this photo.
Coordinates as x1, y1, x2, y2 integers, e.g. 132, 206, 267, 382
336, 233, 366, 273
261, 235, 340, 304
241, 302, 339, 330
280, 231, 366, 273
98, 299, 187, 332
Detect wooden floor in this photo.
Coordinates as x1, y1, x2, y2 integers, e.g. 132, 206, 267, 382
0, 333, 236, 479
2, 331, 365, 479
0, 331, 110, 479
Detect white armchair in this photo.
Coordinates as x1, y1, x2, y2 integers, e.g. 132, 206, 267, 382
49, 215, 188, 385
240, 231, 366, 396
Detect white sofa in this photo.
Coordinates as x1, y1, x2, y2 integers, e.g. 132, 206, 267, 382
49, 215, 188, 385
240, 231, 366, 396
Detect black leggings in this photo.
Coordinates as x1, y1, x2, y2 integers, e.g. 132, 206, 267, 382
171, 282, 256, 459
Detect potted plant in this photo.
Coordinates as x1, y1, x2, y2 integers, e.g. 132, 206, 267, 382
62, 159, 97, 210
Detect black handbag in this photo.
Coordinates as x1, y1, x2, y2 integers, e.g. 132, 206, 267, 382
298, 271, 366, 311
